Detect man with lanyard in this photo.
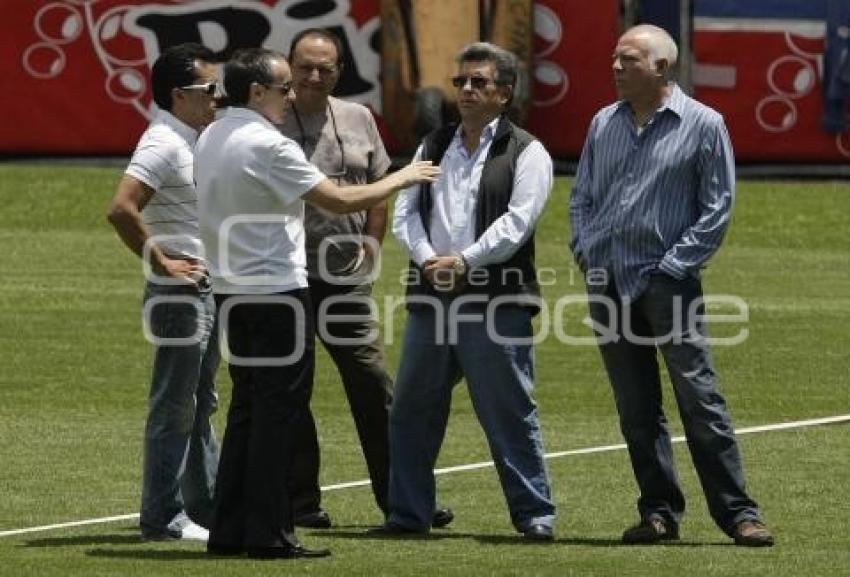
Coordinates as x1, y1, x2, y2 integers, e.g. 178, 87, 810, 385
107, 43, 220, 542
277, 28, 453, 531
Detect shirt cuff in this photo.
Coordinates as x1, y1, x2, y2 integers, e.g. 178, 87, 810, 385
658, 256, 688, 280
460, 245, 485, 269
412, 243, 436, 267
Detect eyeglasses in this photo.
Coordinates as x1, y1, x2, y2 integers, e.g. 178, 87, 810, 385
179, 81, 218, 96
292, 103, 347, 180
451, 75, 495, 90
265, 81, 294, 95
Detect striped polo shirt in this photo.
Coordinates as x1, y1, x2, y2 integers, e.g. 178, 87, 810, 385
126, 110, 203, 260
570, 84, 735, 302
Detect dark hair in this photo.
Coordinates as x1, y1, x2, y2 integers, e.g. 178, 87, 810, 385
457, 42, 517, 88
223, 48, 285, 106
288, 28, 343, 66
151, 43, 216, 111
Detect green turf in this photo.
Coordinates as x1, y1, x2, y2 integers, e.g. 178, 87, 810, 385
0, 164, 848, 576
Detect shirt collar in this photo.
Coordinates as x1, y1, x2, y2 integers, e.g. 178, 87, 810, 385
661, 83, 686, 118
615, 82, 685, 121
223, 106, 278, 130
451, 116, 500, 148
155, 109, 199, 145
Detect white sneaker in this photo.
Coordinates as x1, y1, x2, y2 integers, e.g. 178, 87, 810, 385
178, 521, 210, 542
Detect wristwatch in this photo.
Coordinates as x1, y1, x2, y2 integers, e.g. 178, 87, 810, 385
452, 253, 467, 276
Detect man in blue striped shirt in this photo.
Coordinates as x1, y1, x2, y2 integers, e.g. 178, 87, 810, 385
570, 24, 774, 547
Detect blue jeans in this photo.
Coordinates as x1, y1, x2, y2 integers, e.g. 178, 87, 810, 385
388, 300, 556, 532
588, 273, 762, 535
140, 281, 220, 537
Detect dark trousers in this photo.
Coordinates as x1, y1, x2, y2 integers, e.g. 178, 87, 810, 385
209, 290, 314, 551
290, 279, 393, 516
588, 273, 762, 535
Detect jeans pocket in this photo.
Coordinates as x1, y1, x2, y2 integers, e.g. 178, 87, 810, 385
148, 298, 202, 341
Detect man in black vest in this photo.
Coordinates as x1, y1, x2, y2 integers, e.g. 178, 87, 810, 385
386, 42, 557, 541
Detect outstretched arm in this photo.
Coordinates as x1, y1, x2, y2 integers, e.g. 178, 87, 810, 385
304, 161, 440, 214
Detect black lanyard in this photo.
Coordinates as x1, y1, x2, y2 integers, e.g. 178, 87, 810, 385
291, 101, 346, 178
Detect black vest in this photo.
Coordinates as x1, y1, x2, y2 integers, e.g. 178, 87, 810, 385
404, 115, 541, 311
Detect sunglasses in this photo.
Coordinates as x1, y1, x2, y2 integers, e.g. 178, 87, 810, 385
451, 75, 495, 90
179, 81, 218, 96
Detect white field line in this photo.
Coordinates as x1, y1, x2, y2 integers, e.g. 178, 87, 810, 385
0, 514, 141, 539
1, 413, 848, 539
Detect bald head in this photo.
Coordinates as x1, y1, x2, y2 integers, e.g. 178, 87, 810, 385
621, 25, 678, 76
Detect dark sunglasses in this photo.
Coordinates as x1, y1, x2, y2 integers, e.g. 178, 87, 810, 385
179, 81, 218, 96
451, 75, 494, 90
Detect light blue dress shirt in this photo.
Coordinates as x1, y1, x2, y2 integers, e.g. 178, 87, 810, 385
570, 84, 735, 302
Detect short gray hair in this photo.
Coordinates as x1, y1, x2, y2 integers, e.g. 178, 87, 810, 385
627, 24, 679, 72
456, 42, 517, 87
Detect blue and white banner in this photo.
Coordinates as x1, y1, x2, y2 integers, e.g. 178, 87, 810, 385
824, 0, 850, 132
694, 0, 828, 20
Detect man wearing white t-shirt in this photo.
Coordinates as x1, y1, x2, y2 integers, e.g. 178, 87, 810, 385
107, 43, 220, 542
194, 47, 438, 560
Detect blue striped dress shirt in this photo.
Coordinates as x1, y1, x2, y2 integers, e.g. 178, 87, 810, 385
570, 84, 735, 302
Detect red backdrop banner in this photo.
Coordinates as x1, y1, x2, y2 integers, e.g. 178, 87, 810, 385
2, 1, 845, 162
0, 0, 617, 158
694, 20, 850, 162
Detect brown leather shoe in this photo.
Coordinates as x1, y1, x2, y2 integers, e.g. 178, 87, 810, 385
732, 520, 774, 547
622, 518, 680, 544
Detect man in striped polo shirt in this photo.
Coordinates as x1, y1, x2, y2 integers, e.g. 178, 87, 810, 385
107, 43, 220, 542
570, 25, 774, 547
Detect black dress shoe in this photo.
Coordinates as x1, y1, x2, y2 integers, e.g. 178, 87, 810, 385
294, 510, 332, 529
245, 545, 331, 559
431, 508, 455, 528
523, 524, 554, 542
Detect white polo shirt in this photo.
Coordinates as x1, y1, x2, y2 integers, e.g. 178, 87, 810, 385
125, 110, 203, 260
195, 107, 325, 294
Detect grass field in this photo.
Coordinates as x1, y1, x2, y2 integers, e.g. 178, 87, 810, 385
0, 164, 848, 576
